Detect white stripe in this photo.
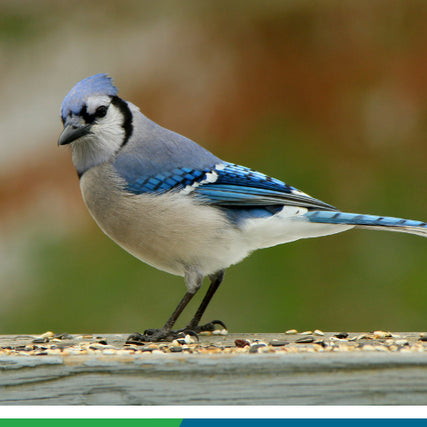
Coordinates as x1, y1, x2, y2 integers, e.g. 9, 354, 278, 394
180, 164, 223, 195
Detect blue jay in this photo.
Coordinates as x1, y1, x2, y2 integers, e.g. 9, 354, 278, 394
59, 74, 426, 342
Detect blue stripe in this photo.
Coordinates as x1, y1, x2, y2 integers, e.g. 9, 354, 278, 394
305, 211, 427, 228
181, 420, 427, 427
194, 185, 294, 205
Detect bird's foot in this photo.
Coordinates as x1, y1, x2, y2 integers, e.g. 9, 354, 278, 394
126, 328, 199, 344
126, 329, 176, 344
125, 320, 227, 344
183, 319, 228, 335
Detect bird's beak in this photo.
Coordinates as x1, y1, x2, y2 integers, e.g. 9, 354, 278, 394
58, 123, 92, 146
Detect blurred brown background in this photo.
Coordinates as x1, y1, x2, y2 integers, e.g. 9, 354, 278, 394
0, 0, 426, 334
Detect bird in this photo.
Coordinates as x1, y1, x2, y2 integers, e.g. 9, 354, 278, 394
59, 73, 427, 342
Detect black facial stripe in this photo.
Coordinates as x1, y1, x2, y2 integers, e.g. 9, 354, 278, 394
111, 96, 133, 146
80, 105, 96, 124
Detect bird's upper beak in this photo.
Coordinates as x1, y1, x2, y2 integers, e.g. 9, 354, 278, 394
58, 123, 92, 146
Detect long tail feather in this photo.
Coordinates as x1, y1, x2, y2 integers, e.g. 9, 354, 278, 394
305, 211, 427, 237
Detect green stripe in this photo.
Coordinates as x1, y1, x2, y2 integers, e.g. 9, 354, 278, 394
0, 420, 182, 427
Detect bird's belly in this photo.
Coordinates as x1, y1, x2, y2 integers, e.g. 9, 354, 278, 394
80, 167, 247, 276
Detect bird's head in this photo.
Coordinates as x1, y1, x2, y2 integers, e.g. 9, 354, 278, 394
59, 73, 133, 176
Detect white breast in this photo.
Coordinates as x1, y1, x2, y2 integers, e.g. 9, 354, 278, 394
79, 164, 249, 278
79, 164, 353, 283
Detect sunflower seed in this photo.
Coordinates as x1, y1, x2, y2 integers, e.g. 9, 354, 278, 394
334, 332, 349, 339
295, 336, 314, 343
269, 340, 289, 347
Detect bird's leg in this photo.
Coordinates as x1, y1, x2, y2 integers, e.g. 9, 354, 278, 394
184, 270, 227, 333
127, 268, 203, 343
136, 291, 195, 342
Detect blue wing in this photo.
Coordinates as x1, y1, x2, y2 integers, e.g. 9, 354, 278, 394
117, 159, 426, 234
192, 163, 336, 210
124, 166, 207, 193
123, 162, 337, 212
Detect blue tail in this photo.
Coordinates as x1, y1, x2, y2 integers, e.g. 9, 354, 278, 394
305, 211, 427, 237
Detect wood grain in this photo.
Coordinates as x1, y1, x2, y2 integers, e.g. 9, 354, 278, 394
0, 333, 426, 405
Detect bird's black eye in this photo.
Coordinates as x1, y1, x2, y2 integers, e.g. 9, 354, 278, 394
95, 105, 108, 118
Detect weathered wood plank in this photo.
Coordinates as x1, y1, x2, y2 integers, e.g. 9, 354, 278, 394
0, 333, 426, 405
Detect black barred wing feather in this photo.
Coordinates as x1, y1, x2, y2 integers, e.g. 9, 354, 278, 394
192, 163, 338, 211
125, 162, 337, 211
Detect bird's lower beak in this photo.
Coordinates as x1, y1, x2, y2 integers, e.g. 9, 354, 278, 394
58, 124, 92, 146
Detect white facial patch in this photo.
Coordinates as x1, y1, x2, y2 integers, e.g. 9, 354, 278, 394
85, 95, 112, 115
71, 101, 127, 174
93, 103, 125, 144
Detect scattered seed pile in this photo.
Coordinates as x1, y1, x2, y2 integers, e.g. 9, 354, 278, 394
0, 330, 426, 357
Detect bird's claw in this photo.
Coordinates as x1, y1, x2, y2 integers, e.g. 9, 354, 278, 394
126, 328, 200, 344
126, 329, 174, 344
126, 320, 227, 344
183, 319, 228, 334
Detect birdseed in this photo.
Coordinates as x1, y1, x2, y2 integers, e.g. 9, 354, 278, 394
269, 340, 289, 347
334, 332, 349, 339
0, 332, 425, 357
40, 331, 54, 339
295, 336, 315, 344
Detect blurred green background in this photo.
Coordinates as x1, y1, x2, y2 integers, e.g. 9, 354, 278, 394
0, 1, 425, 335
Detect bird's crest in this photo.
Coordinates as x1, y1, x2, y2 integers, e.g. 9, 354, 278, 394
61, 73, 118, 119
